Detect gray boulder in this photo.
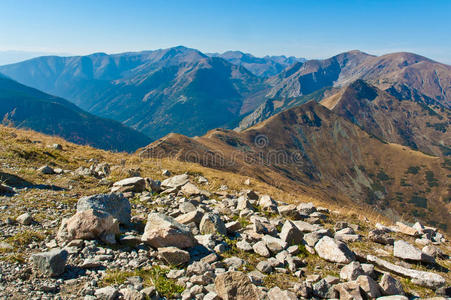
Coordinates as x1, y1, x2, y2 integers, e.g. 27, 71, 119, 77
77, 193, 131, 225
279, 220, 303, 245
111, 177, 146, 193
161, 174, 189, 189
199, 213, 227, 235
31, 248, 68, 277
380, 273, 404, 295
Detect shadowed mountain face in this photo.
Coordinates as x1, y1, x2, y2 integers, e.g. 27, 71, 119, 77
140, 101, 451, 231
0, 46, 269, 140
0, 75, 150, 152
321, 80, 450, 157
266, 51, 451, 108
208, 51, 305, 77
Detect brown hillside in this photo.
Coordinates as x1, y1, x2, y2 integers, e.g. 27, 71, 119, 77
140, 101, 451, 232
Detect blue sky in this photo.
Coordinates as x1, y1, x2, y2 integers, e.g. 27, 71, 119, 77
1, 0, 450, 63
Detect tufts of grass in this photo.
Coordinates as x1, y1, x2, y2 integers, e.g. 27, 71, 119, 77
5, 230, 45, 248
102, 266, 184, 299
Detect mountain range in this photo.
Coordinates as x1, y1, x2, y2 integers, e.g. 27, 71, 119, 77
0, 46, 450, 230
0, 74, 150, 152
0, 47, 268, 140
207, 50, 305, 77
1, 47, 449, 146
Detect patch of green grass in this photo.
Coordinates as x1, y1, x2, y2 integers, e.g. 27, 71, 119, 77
5, 230, 45, 248
102, 266, 184, 298
0, 253, 26, 264
296, 243, 309, 259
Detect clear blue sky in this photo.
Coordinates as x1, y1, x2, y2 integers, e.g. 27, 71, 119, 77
1, 0, 450, 63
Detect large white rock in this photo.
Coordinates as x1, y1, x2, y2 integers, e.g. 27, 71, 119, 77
141, 213, 195, 249
57, 209, 120, 244
314, 236, 355, 264
393, 240, 434, 264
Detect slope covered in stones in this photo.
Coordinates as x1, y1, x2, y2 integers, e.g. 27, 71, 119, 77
0, 126, 449, 299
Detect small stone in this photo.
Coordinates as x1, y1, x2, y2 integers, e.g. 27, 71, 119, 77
279, 220, 303, 245
199, 213, 227, 235
77, 193, 131, 225
252, 241, 271, 257
214, 271, 260, 300
395, 222, 419, 236
340, 261, 364, 281
158, 247, 190, 265
267, 287, 297, 300
141, 213, 195, 249
380, 273, 404, 295
258, 195, 277, 212
256, 261, 273, 274
262, 235, 287, 253
16, 212, 33, 225
236, 240, 253, 252
95, 286, 119, 300
356, 275, 382, 298
38, 165, 55, 174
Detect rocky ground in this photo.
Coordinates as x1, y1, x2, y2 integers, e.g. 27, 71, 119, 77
0, 128, 450, 299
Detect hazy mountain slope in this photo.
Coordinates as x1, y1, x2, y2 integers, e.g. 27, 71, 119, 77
0, 75, 150, 152
321, 80, 450, 156
208, 50, 305, 77
0, 47, 269, 140
267, 51, 451, 108
140, 101, 451, 231
237, 87, 338, 130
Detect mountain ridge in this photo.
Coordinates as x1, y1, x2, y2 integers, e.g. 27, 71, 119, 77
0, 75, 151, 152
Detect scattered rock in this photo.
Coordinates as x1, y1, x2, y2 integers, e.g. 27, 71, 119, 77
111, 177, 146, 193
57, 209, 120, 244
367, 255, 445, 288
199, 213, 227, 235
340, 261, 364, 281
267, 287, 297, 300
380, 273, 404, 295
77, 193, 131, 225
141, 213, 195, 249
95, 286, 119, 300
16, 212, 33, 225
356, 275, 382, 298
393, 240, 435, 264
314, 236, 355, 263
158, 247, 190, 265
214, 271, 260, 300
161, 174, 189, 189
279, 220, 303, 245
395, 222, 419, 236
38, 165, 54, 175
